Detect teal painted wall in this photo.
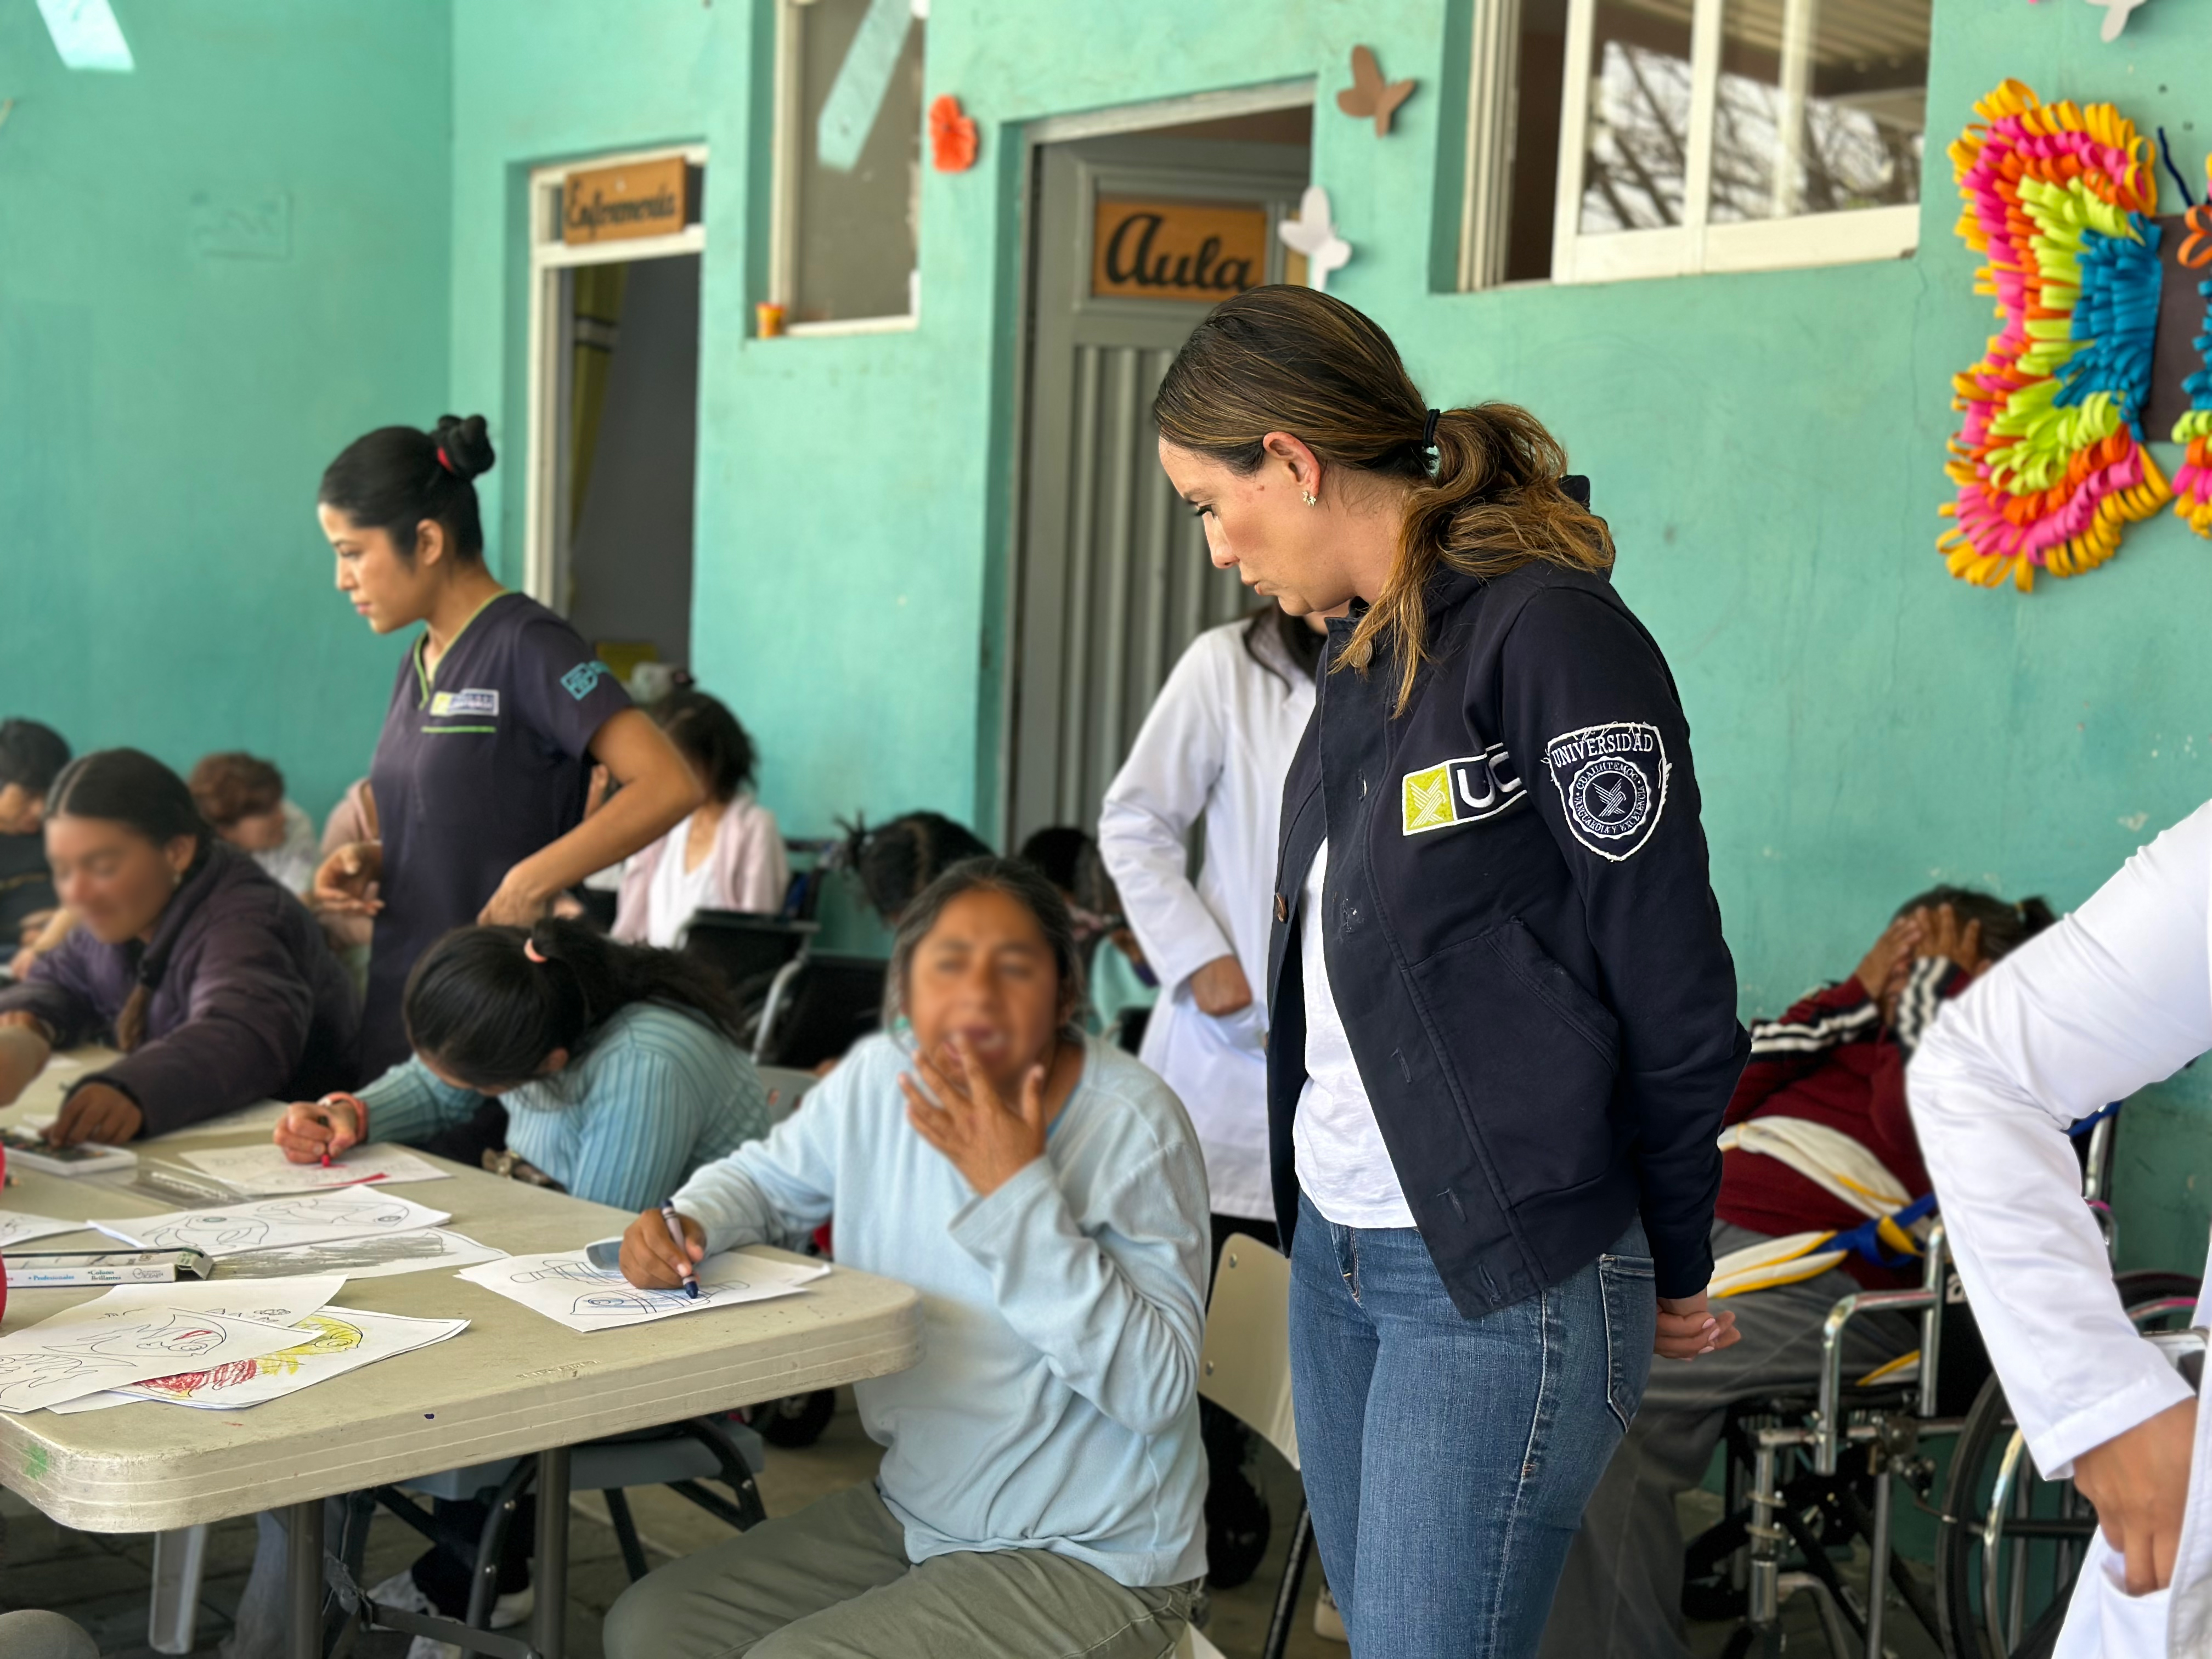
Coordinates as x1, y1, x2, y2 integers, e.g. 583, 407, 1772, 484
0, 0, 452, 821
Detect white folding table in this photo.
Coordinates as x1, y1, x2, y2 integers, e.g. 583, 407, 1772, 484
0, 1054, 923, 1657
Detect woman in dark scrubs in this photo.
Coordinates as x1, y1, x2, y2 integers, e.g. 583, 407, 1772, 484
312, 415, 702, 1076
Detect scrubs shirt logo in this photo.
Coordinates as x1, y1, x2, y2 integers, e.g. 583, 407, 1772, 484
1543, 722, 1667, 861
560, 661, 611, 701
1400, 746, 1523, 835
428, 690, 499, 717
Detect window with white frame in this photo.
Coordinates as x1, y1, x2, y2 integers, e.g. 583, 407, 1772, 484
770, 0, 927, 332
1461, 0, 1929, 287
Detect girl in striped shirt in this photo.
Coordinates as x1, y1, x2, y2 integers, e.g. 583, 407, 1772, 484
275, 918, 770, 1211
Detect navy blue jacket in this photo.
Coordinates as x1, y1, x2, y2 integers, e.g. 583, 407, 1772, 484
1267, 562, 1747, 1314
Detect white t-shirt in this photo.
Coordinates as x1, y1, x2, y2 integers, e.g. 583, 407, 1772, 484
1291, 844, 1415, 1228
642, 816, 721, 949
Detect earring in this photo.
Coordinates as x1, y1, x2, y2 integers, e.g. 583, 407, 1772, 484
1301, 489, 1319, 507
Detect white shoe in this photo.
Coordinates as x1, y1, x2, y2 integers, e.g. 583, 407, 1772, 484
1313, 1581, 1347, 1644
368, 1566, 533, 1658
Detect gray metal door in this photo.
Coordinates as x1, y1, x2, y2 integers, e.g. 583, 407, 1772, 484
1009, 134, 1310, 845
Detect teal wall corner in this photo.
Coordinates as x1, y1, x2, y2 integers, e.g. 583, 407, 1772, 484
0, 0, 453, 820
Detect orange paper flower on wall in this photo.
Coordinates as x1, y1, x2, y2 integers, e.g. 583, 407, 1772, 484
930, 95, 978, 173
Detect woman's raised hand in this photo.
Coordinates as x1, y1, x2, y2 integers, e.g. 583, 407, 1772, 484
1655, 1290, 1740, 1361
900, 1035, 1049, 1198
272, 1097, 363, 1163
313, 841, 385, 917
620, 1207, 704, 1288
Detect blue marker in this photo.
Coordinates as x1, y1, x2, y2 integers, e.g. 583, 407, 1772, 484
660, 1202, 699, 1299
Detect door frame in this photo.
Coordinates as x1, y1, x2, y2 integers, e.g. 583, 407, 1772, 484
994, 78, 1313, 845
522, 143, 709, 613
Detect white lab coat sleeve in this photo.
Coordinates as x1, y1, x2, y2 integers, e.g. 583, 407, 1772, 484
1098, 640, 1239, 994
1908, 803, 2212, 1479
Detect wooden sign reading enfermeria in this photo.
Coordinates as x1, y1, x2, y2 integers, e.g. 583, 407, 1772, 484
564, 156, 693, 246
1091, 197, 1268, 301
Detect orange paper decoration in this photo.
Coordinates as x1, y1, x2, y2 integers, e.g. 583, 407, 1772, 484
930, 95, 978, 173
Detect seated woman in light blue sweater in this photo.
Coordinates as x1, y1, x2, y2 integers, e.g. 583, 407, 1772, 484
274, 918, 769, 1211
607, 856, 1210, 1659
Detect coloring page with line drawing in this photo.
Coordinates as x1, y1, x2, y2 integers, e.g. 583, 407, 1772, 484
87, 1192, 452, 1257
0, 1210, 89, 1249
213, 1228, 504, 1280
0, 1306, 308, 1412
119, 1306, 468, 1409
456, 1248, 831, 1333
38, 1276, 346, 1329
181, 1142, 450, 1195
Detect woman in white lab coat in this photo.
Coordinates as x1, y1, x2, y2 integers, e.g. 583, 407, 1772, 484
1101, 605, 1322, 1587
1101, 606, 1323, 1252
1910, 803, 2212, 1657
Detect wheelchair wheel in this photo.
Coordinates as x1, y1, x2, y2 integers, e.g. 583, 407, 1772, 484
1934, 1271, 2200, 1659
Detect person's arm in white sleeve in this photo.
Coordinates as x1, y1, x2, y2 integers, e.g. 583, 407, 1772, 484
1909, 803, 2212, 1481
1097, 640, 1235, 992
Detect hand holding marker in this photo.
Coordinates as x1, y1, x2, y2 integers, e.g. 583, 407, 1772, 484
662, 1201, 699, 1299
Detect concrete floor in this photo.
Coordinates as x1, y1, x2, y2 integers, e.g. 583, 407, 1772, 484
0, 1393, 1943, 1658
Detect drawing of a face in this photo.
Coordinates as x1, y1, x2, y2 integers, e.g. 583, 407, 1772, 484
50, 1314, 228, 1361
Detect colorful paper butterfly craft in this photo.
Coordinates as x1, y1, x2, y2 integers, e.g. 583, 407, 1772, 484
1941, 80, 2170, 590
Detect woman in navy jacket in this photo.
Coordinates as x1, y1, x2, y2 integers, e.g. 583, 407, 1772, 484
1153, 286, 1748, 1657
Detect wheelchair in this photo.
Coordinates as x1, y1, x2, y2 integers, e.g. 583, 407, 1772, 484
1685, 1113, 2205, 1658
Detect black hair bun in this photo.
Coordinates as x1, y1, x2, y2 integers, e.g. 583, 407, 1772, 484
432, 414, 496, 481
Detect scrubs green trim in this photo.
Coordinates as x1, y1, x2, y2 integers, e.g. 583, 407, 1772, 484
413, 588, 510, 707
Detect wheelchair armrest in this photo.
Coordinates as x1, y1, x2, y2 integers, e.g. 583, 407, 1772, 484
1814, 1288, 1935, 1475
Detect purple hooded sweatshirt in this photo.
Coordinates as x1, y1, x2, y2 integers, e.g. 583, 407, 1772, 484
0, 842, 359, 1136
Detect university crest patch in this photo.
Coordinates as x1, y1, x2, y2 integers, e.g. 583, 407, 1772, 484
1543, 722, 1667, 861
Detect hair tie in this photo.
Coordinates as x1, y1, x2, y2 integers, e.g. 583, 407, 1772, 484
524, 939, 548, 964
435, 446, 456, 476
1421, 408, 1441, 449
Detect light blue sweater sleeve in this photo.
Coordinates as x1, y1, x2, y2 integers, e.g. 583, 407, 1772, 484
947, 1143, 1205, 1436
670, 1065, 844, 1252
355, 1057, 484, 1144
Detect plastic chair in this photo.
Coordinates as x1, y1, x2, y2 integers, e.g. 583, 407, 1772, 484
1201, 1233, 1308, 1659
366, 1415, 769, 1647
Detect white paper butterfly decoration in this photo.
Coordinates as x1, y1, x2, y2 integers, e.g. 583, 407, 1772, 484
2084, 0, 2148, 41
1278, 187, 1352, 294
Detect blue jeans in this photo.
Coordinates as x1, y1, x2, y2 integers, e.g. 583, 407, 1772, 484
1288, 1193, 1656, 1658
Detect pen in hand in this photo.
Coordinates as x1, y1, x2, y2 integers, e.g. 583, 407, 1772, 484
661, 1201, 699, 1299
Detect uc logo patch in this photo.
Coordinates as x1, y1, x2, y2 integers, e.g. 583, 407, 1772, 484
1400, 746, 1524, 836
561, 661, 612, 702
1543, 722, 1667, 861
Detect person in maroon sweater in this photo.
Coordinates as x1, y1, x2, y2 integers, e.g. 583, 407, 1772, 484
1539, 886, 2053, 1659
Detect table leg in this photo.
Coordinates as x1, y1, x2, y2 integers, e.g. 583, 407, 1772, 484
534, 1446, 571, 1659
285, 1497, 324, 1659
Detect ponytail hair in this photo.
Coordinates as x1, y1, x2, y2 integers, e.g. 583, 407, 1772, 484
47, 749, 211, 1051
1153, 285, 1612, 715
402, 917, 744, 1092
319, 414, 496, 562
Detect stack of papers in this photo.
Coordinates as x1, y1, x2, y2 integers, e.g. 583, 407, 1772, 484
179, 1142, 450, 1195
88, 1191, 453, 1256
23, 1277, 468, 1414
458, 1248, 830, 1333
0, 1210, 88, 1249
